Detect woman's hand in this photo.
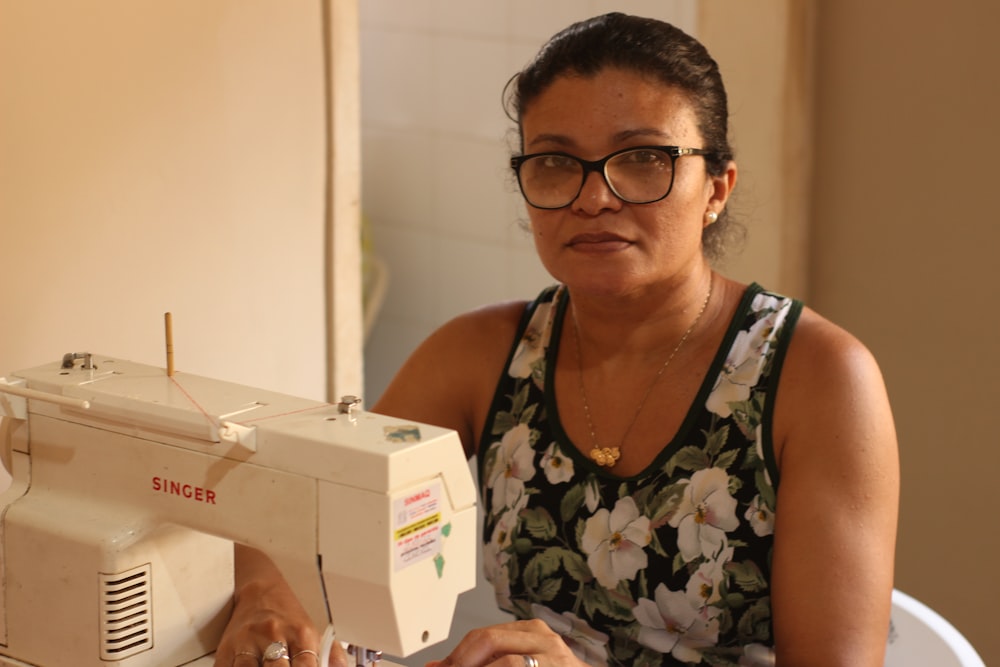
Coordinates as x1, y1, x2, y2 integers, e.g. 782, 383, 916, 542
426, 620, 583, 667
214, 545, 349, 667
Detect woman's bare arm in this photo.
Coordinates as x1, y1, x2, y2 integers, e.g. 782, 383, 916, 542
769, 310, 900, 666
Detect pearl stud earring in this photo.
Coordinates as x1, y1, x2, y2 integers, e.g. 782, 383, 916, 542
705, 211, 719, 224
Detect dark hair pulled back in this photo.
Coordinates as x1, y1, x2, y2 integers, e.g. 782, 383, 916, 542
505, 13, 743, 261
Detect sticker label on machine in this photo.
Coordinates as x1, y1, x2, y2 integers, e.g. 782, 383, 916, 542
393, 481, 443, 570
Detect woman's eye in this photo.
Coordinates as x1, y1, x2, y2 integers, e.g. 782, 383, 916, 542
622, 149, 666, 166
540, 155, 576, 170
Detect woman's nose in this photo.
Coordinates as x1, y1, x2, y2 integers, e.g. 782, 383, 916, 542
571, 170, 622, 214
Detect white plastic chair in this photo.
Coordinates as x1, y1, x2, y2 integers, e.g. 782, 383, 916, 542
885, 589, 985, 666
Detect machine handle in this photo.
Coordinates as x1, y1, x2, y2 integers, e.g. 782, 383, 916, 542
0, 381, 92, 413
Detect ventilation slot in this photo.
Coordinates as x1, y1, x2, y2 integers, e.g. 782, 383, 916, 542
99, 564, 153, 660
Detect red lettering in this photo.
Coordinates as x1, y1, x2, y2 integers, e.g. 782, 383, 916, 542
404, 490, 430, 506
151, 476, 217, 504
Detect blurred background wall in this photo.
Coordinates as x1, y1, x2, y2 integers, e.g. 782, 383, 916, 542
0, 0, 361, 401
810, 1, 1000, 664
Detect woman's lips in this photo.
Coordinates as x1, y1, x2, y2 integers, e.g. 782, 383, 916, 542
567, 232, 632, 251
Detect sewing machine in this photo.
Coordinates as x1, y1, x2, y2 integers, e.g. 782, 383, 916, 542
0, 353, 477, 666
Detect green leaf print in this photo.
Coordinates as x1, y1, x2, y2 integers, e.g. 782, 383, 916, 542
522, 507, 558, 540
672, 551, 687, 575
647, 527, 669, 558
513, 537, 534, 555
714, 448, 740, 472
633, 648, 666, 667
534, 575, 562, 603
715, 605, 735, 635
755, 468, 776, 509
574, 516, 587, 552
559, 483, 586, 522
647, 482, 686, 525
558, 548, 592, 582
520, 402, 539, 427
492, 410, 517, 436
703, 423, 731, 457
737, 597, 772, 642
510, 383, 530, 417
724, 591, 746, 608
524, 548, 562, 588
666, 445, 711, 475
530, 358, 546, 387
726, 560, 767, 593
609, 633, 641, 666
581, 580, 635, 621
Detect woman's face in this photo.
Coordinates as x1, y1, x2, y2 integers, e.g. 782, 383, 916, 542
519, 67, 733, 299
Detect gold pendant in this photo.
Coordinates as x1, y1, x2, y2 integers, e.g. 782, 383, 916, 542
590, 446, 621, 468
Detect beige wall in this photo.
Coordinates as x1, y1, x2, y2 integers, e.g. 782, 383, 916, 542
699, 1, 813, 297
811, 2, 999, 663
0, 0, 361, 400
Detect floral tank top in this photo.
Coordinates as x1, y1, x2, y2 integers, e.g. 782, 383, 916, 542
478, 283, 802, 667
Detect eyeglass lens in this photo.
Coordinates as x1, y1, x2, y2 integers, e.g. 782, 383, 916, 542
517, 148, 675, 209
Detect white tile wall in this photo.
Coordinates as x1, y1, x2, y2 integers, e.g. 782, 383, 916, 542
360, 3, 697, 660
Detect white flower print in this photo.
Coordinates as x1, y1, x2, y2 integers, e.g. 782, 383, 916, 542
531, 604, 610, 667
508, 301, 554, 380
540, 441, 574, 484
739, 643, 777, 666
685, 546, 734, 607
483, 509, 519, 613
483, 539, 513, 612
485, 423, 537, 515
706, 296, 785, 418
668, 467, 739, 563
478, 286, 790, 660
745, 494, 775, 537
581, 496, 651, 589
584, 476, 602, 513
488, 509, 517, 551
633, 584, 720, 664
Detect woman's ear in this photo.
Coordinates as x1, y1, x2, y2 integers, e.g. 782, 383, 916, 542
707, 160, 738, 216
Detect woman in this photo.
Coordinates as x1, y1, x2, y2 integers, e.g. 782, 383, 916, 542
219, 13, 898, 667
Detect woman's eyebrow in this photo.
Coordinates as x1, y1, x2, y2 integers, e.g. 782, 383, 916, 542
526, 128, 676, 151
525, 133, 575, 150
612, 128, 674, 143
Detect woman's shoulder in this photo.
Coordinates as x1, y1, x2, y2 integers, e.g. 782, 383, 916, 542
373, 298, 535, 449
785, 305, 880, 377
730, 281, 873, 374
434, 299, 534, 351
389, 298, 533, 389
773, 304, 893, 456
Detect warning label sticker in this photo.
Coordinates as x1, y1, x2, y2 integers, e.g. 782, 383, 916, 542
393, 481, 442, 571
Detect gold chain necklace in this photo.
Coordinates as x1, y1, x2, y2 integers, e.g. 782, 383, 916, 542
572, 280, 714, 468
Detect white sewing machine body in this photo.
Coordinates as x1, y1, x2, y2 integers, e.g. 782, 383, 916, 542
0, 355, 477, 666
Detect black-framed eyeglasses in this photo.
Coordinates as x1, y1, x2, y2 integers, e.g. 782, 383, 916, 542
510, 145, 719, 210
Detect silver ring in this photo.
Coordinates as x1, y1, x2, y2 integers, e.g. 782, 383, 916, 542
264, 641, 290, 661
235, 651, 260, 665
522, 655, 539, 667
291, 649, 319, 662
